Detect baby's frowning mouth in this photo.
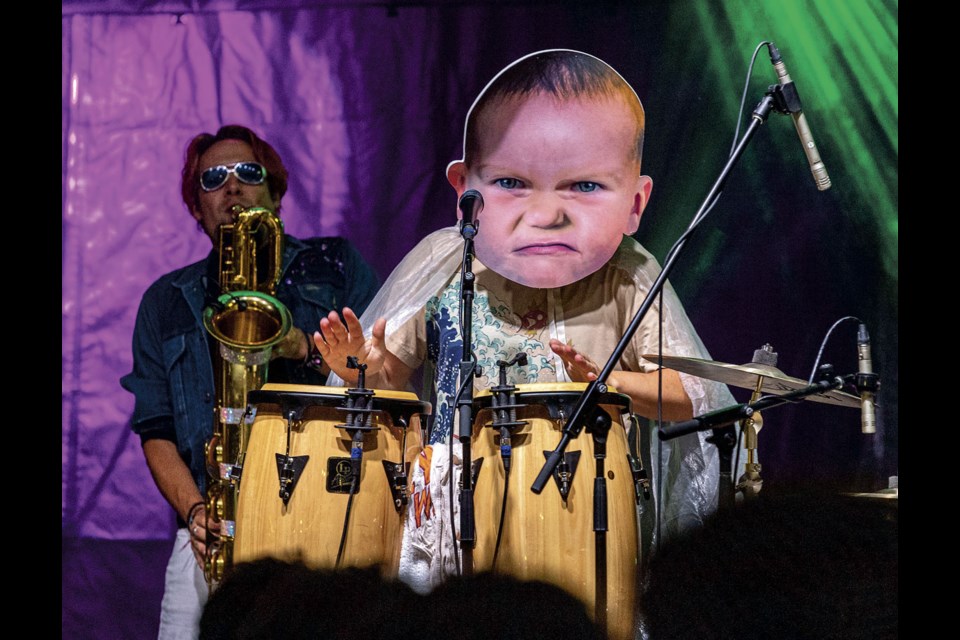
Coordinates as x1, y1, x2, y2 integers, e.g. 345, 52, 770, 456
515, 242, 576, 255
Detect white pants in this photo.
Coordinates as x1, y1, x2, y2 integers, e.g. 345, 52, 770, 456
157, 528, 209, 640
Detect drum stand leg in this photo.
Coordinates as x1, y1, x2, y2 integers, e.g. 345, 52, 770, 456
586, 408, 612, 633
706, 425, 738, 511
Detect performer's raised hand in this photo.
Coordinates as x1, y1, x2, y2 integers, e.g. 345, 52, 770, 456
316, 307, 388, 384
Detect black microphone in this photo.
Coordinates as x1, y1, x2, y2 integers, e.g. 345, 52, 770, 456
856, 323, 877, 434
767, 42, 832, 191
458, 189, 483, 239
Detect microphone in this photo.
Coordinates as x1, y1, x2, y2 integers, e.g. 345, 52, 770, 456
766, 42, 832, 191
458, 189, 483, 239
856, 323, 877, 434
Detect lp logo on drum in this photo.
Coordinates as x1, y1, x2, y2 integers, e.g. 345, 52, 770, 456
327, 457, 358, 493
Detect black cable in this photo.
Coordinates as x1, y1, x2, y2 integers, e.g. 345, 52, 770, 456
807, 316, 861, 383
652, 40, 772, 522
654, 290, 664, 554
730, 41, 772, 157
335, 476, 357, 569
492, 466, 509, 570
661, 41, 770, 270
449, 429, 459, 576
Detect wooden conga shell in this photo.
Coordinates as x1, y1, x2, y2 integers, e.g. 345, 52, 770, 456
234, 384, 427, 576
472, 383, 640, 640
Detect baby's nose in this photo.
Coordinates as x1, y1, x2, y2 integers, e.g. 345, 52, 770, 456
523, 193, 566, 227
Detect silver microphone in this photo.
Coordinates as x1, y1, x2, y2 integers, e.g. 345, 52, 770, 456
857, 323, 877, 434
767, 42, 832, 191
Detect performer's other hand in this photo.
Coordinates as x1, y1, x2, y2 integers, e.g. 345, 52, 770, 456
549, 339, 601, 382
272, 326, 310, 361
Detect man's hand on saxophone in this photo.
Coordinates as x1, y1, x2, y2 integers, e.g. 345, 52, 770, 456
187, 503, 221, 569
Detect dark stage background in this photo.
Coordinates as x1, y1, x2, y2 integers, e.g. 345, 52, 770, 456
62, 1, 897, 637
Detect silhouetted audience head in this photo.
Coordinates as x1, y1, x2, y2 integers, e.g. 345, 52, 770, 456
423, 572, 606, 640
199, 558, 419, 640
199, 559, 606, 640
639, 491, 897, 639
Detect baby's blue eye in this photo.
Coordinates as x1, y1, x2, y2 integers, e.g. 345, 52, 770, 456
496, 178, 521, 189
574, 182, 600, 193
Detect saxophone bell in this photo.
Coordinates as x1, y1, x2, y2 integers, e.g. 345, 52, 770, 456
204, 290, 292, 353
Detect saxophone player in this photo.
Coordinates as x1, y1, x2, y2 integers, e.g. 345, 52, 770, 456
121, 125, 380, 640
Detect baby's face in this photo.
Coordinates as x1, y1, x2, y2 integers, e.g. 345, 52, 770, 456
450, 93, 651, 288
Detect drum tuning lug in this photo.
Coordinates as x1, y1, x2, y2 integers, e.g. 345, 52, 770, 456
543, 450, 580, 501
275, 453, 309, 505
382, 461, 410, 512
627, 453, 650, 503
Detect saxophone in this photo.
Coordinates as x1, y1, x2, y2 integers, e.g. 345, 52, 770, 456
202, 204, 292, 585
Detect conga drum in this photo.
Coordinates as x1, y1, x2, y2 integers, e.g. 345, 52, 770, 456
233, 384, 428, 576
471, 382, 640, 640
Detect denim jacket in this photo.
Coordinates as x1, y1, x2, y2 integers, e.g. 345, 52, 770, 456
120, 235, 379, 495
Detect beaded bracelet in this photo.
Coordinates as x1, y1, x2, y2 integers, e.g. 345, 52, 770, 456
186, 500, 205, 527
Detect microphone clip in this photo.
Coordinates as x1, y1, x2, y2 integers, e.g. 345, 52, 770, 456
855, 371, 880, 395
765, 41, 803, 116
767, 81, 803, 116
460, 218, 479, 240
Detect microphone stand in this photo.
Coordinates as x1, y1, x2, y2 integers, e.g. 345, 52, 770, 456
532, 92, 781, 495
456, 216, 479, 575
586, 409, 612, 632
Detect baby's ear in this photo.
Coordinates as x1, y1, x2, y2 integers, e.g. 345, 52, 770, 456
626, 175, 653, 235
446, 160, 468, 195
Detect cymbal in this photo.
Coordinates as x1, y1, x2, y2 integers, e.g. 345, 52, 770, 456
641, 354, 861, 408
846, 487, 898, 500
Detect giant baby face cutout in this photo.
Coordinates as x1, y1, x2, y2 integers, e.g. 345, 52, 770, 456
447, 50, 651, 289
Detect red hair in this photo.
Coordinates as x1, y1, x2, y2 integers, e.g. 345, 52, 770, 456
180, 124, 289, 215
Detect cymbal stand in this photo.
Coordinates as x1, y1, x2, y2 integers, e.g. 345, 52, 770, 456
736, 344, 779, 500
